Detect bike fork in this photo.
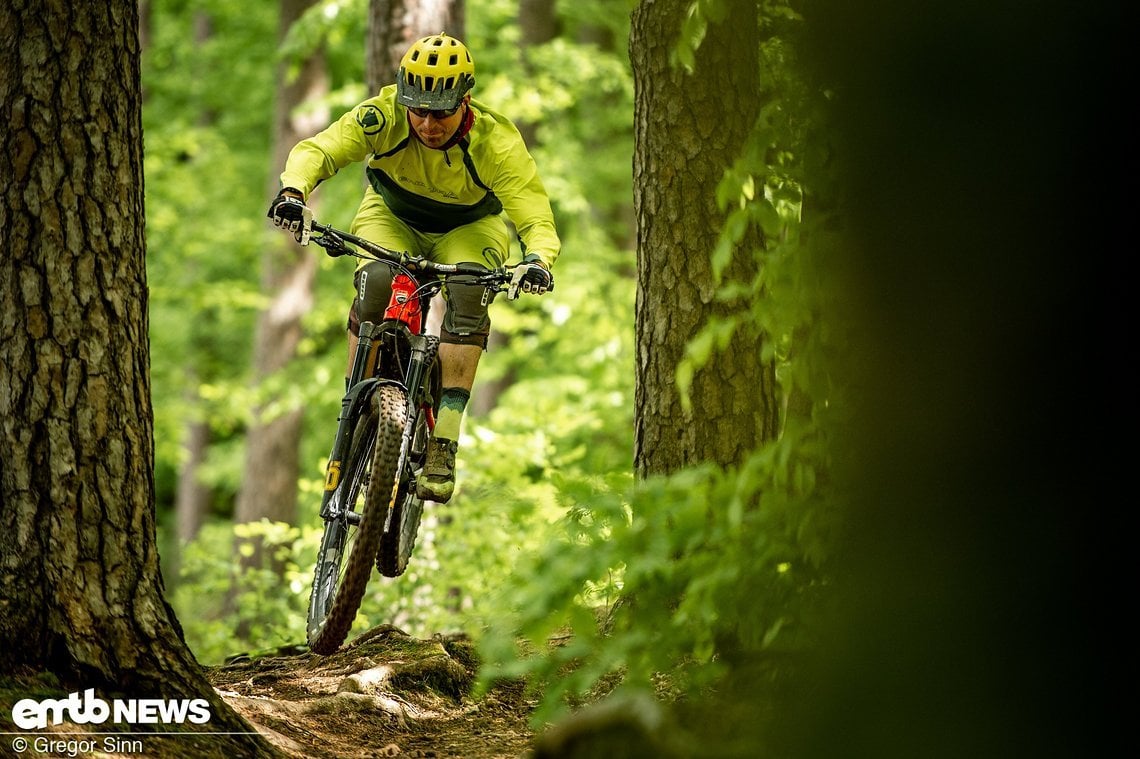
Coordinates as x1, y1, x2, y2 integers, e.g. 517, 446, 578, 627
405, 334, 441, 445
403, 333, 432, 419
319, 322, 382, 521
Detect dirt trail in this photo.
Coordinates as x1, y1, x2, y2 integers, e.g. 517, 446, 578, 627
209, 626, 536, 759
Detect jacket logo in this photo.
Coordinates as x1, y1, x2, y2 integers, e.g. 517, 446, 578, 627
356, 105, 386, 135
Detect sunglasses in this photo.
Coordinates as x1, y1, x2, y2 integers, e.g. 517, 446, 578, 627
407, 104, 461, 119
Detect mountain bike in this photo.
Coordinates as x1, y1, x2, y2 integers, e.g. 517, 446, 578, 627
299, 218, 533, 655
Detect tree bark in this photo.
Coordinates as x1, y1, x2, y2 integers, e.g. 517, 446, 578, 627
367, 0, 466, 92
631, 0, 777, 476
233, 0, 328, 567
0, 2, 269, 750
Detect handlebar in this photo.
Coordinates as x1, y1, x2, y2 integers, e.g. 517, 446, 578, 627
305, 219, 540, 300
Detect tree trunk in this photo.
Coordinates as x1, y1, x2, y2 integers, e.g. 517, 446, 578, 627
367, 0, 466, 92
630, 0, 777, 476
171, 8, 219, 562
139, 1, 152, 53
365, 0, 466, 345
176, 396, 211, 544
233, 0, 328, 567
468, 0, 557, 417
516, 0, 557, 148
0, 3, 269, 751
577, 16, 636, 251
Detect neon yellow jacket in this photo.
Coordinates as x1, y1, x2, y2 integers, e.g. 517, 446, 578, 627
280, 85, 561, 268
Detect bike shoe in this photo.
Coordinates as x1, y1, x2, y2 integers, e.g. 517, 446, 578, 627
416, 437, 459, 503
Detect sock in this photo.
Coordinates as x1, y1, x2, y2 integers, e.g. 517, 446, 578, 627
433, 387, 470, 441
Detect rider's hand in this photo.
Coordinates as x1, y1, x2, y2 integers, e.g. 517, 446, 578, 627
509, 258, 553, 298
267, 188, 312, 244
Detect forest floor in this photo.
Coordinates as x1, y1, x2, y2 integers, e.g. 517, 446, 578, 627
0, 624, 678, 759
0, 626, 546, 759
207, 625, 539, 759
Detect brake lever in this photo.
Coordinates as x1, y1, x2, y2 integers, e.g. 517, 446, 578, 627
318, 230, 348, 258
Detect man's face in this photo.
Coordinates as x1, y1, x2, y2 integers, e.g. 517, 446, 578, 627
407, 96, 469, 148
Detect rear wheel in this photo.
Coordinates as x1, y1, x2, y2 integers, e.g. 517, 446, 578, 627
377, 411, 427, 578
377, 355, 438, 578
307, 385, 407, 654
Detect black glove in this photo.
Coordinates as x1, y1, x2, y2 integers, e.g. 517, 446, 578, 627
267, 188, 311, 243
510, 259, 554, 298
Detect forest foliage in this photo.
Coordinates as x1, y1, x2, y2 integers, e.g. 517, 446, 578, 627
145, 0, 840, 740
147, 0, 637, 658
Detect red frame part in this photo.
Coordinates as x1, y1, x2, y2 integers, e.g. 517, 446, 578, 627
384, 273, 423, 333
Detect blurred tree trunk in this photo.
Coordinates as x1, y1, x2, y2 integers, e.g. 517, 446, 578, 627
577, 17, 636, 250
233, 0, 328, 570
0, 3, 270, 751
136, 0, 213, 593
366, 0, 466, 341
368, 0, 466, 92
631, 0, 776, 477
139, 1, 151, 55
172, 9, 218, 558
469, 0, 557, 416
516, 0, 557, 148
176, 403, 211, 543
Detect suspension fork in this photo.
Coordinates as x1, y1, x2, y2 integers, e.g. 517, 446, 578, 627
319, 322, 383, 520
403, 333, 434, 414
395, 333, 435, 468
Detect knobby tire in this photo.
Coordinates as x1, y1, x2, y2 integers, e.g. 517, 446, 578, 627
376, 463, 424, 578
376, 342, 438, 578
306, 401, 376, 650
307, 385, 408, 654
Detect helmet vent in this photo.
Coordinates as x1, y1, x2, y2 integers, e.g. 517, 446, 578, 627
397, 33, 475, 103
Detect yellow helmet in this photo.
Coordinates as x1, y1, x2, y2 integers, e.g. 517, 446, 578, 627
396, 32, 475, 110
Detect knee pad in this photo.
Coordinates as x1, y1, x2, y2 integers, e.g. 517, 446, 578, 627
441, 281, 491, 348
348, 261, 394, 335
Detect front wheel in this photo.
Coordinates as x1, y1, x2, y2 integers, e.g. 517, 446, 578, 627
307, 384, 408, 654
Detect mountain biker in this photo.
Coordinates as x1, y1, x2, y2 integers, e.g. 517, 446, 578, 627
267, 32, 560, 504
